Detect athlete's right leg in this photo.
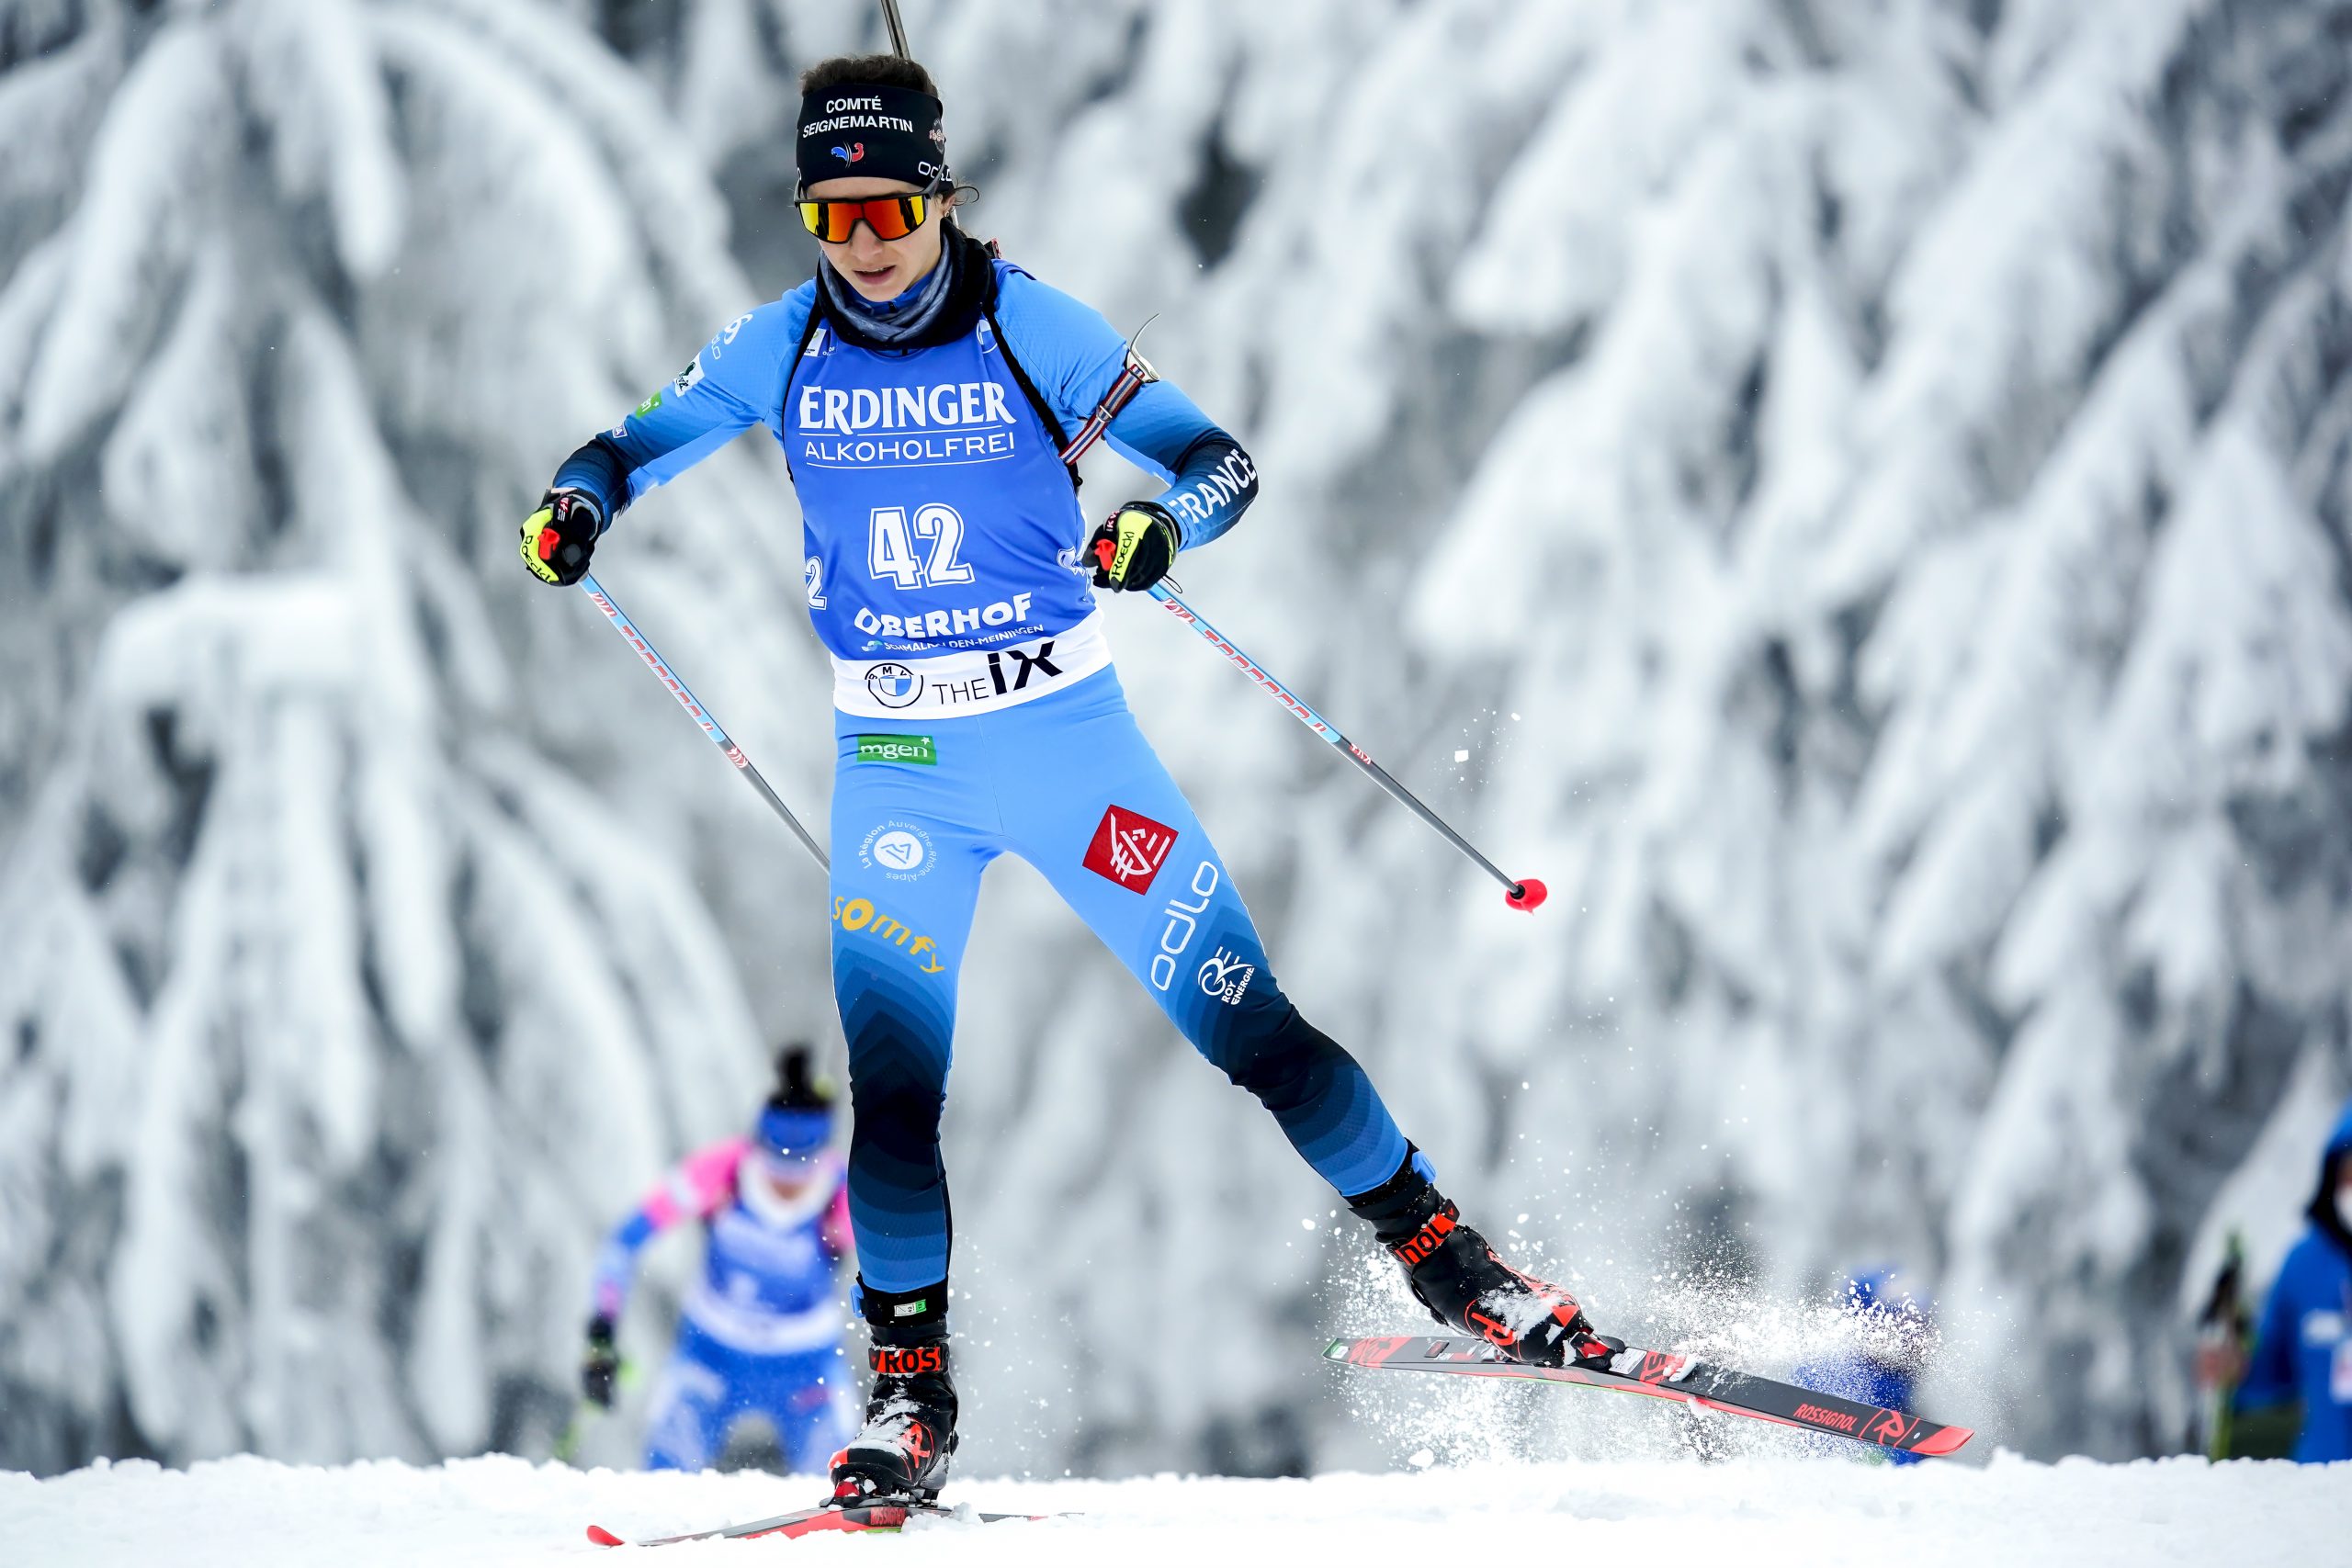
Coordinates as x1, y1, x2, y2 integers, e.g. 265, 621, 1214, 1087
825, 719, 993, 1503
827, 717, 994, 1298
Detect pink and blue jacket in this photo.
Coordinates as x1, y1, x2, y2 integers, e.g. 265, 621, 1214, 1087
591, 1137, 854, 1356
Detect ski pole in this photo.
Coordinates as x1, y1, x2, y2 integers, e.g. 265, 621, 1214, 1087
578, 571, 829, 871
1127, 562, 1544, 913
1062, 339, 1545, 913
554, 1354, 640, 1464
554, 1400, 592, 1465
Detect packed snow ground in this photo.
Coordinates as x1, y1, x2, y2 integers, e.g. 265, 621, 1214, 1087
6, 1452, 2342, 1568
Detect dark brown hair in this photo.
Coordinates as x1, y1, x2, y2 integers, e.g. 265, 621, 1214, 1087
799, 53, 939, 98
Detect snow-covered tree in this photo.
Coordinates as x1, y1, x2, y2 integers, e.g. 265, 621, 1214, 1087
7, 0, 2348, 1478
0, 0, 831, 1471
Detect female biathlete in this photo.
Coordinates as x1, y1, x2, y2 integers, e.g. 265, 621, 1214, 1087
523, 51, 1616, 1504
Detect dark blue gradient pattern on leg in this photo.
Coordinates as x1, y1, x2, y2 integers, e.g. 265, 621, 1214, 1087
828, 725, 993, 1295
835, 945, 961, 1292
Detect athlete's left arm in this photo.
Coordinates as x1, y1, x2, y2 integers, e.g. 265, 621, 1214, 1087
587, 1139, 751, 1322
994, 269, 1261, 550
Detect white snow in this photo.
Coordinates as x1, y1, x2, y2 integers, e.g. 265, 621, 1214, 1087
6, 1453, 2344, 1568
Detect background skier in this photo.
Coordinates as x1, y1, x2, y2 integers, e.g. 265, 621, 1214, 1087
1791, 1268, 1935, 1466
524, 51, 1614, 1505
581, 1047, 854, 1473
2232, 1098, 2352, 1463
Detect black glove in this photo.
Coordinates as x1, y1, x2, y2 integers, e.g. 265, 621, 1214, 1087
1087, 500, 1181, 592
522, 490, 605, 586
581, 1315, 620, 1409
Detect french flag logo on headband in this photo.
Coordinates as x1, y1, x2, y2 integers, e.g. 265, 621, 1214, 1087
831, 142, 865, 164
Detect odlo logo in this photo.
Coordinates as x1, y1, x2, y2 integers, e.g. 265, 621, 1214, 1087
1198, 946, 1254, 1006
1148, 862, 1219, 992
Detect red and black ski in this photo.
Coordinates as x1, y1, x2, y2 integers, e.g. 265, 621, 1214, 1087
586, 1499, 1060, 1548
1326, 1335, 1973, 1459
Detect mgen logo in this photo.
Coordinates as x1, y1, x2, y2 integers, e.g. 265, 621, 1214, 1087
854, 735, 936, 766
1083, 805, 1177, 894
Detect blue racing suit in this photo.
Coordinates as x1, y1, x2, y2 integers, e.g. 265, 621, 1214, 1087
2237, 1100, 2352, 1463
552, 235, 1411, 1297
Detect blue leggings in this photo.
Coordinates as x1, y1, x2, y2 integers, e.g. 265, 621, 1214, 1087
830, 667, 1410, 1293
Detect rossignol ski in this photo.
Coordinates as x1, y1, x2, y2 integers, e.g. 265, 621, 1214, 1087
1326, 1335, 1974, 1458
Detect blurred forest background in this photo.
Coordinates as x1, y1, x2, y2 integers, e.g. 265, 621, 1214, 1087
4, 0, 2350, 1478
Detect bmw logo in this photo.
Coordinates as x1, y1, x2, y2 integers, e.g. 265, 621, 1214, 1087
865, 662, 923, 709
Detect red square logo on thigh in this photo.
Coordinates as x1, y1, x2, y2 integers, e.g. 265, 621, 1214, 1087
1083, 805, 1178, 893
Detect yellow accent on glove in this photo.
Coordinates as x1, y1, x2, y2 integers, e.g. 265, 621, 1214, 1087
1090, 500, 1179, 592
1105, 507, 1153, 584
521, 504, 563, 584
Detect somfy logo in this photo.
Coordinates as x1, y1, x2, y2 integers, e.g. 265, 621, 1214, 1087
831, 897, 945, 975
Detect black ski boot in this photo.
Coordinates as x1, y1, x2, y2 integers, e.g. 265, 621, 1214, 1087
1348, 1153, 1622, 1369
829, 1280, 957, 1505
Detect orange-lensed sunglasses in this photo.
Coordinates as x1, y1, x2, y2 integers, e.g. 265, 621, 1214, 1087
796, 190, 936, 243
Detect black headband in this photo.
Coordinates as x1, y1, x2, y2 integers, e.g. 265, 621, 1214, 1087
796, 83, 947, 190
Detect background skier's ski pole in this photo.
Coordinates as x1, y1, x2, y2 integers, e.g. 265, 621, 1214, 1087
553, 1400, 593, 1465
577, 571, 829, 871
